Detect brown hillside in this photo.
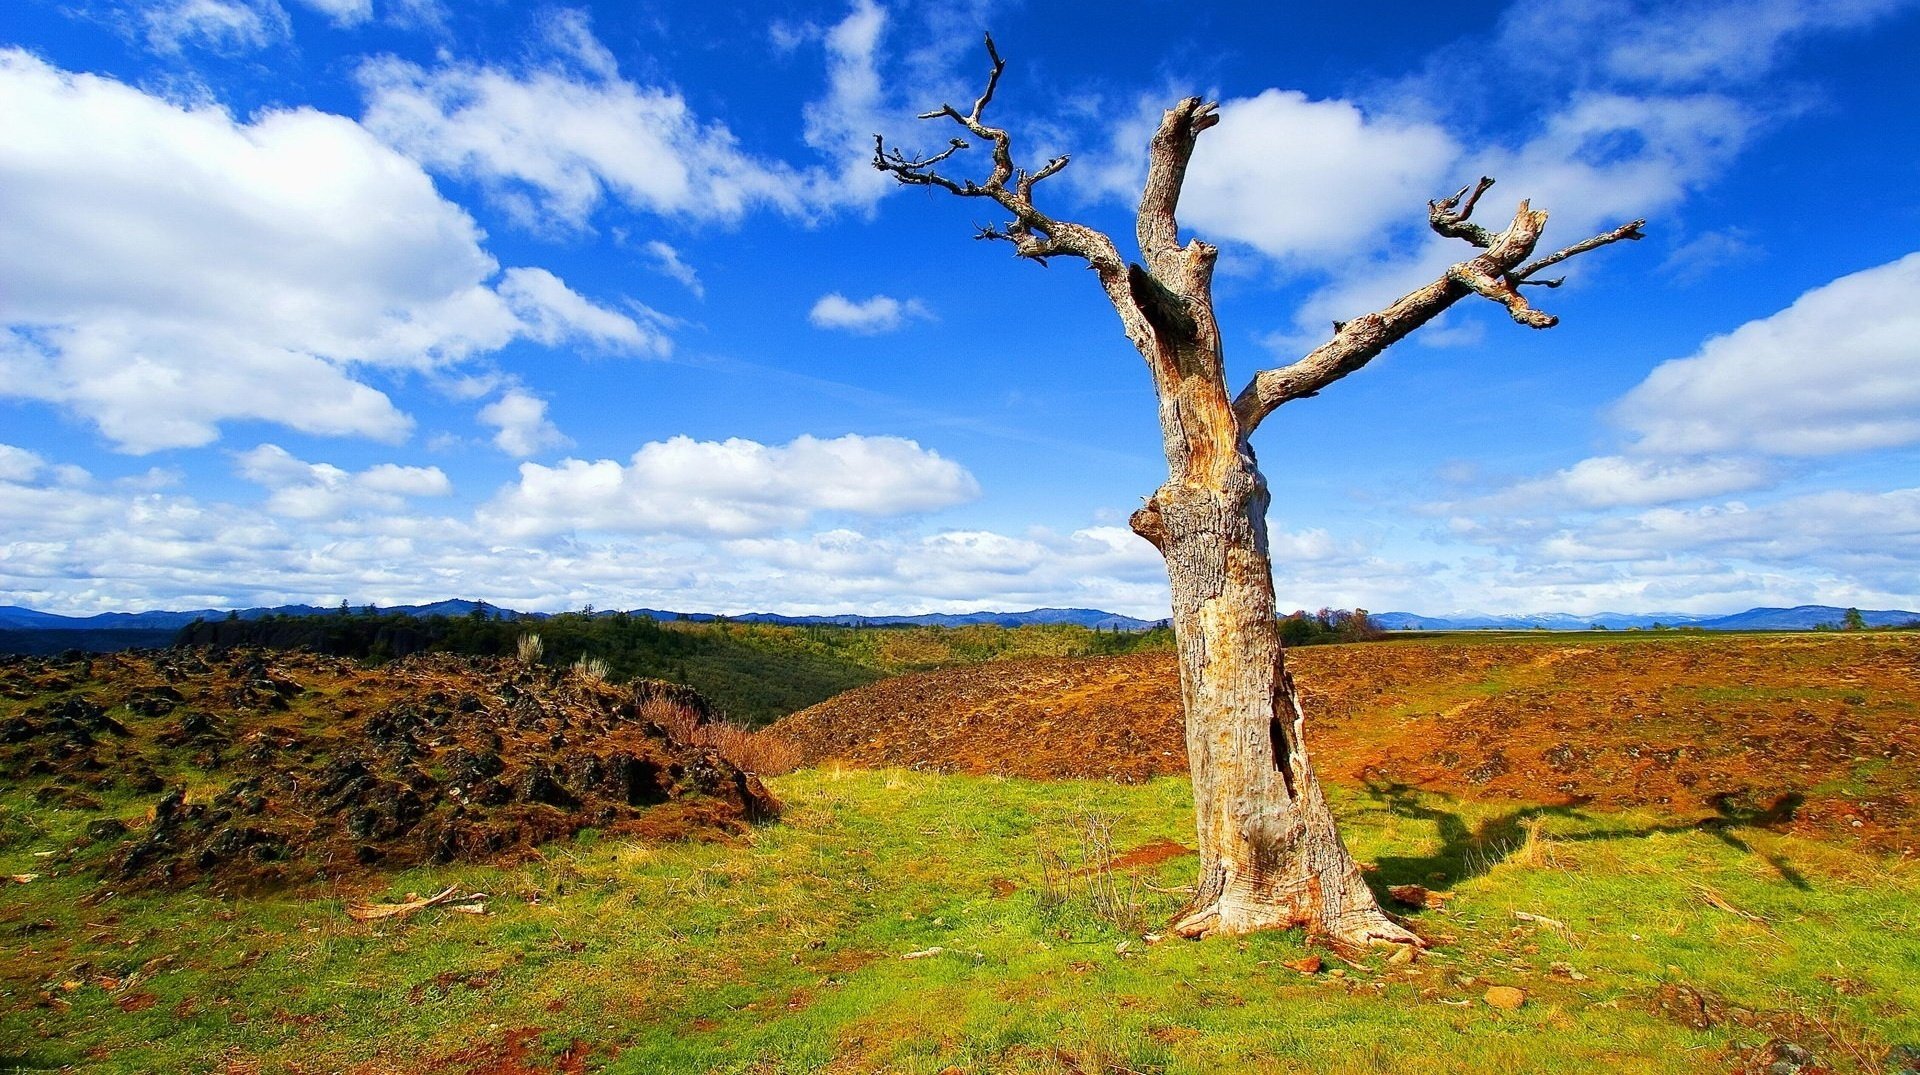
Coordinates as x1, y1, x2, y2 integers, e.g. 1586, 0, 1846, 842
773, 634, 1920, 849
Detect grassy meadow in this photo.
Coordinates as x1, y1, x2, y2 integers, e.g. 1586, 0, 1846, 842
6, 765, 1915, 1073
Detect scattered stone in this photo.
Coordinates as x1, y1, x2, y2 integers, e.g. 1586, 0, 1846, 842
1483, 985, 1527, 1011
1282, 955, 1323, 975
1653, 982, 1718, 1030
1388, 884, 1451, 910
1742, 1039, 1818, 1075
84, 818, 128, 841
1388, 945, 1417, 966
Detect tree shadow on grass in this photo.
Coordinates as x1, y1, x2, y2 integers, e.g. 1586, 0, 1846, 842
1354, 775, 1811, 900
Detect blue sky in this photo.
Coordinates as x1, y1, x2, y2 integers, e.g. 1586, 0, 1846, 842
2, 0, 1918, 618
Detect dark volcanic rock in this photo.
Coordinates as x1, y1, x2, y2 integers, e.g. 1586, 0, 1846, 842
0, 648, 778, 893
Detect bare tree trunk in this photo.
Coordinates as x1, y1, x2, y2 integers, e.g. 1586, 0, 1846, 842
873, 38, 1643, 952
1135, 454, 1414, 948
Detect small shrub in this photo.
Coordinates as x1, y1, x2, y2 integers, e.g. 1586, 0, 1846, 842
1036, 810, 1148, 934
570, 655, 610, 683
698, 724, 804, 776
516, 632, 544, 664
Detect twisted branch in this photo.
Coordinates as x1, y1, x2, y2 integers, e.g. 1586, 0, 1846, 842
872, 34, 1121, 273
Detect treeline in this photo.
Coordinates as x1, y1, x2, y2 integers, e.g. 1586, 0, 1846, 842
0, 627, 178, 656
1278, 608, 1384, 647
173, 610, 1181, 726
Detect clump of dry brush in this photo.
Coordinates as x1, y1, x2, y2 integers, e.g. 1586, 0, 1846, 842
637, 696, 803, 777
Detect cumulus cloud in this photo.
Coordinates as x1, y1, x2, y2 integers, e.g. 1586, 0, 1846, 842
1503, 488, 1920, 567
478, 389, 570, 457
1617, 252, 1920, 456
1265, 92, 1752, 350
356, 3, 904, 232
497, 267, 665, 354
358, 15, 805, 229
235, 443, 451, 518
482, 433, 981, 538
807, 293, 931, 334
1084, 91, 1459, 263
0, 50, 655, 453
0, 444, 46, 483
0, 445, 1171, 617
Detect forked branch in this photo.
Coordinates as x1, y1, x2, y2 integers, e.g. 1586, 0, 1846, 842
872, 34, 1122, 273
1235, 178, 1644, 435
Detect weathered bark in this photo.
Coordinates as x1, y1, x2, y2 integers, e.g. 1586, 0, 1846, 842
873, 37, 1644, 952
1132, 450, 1418, 949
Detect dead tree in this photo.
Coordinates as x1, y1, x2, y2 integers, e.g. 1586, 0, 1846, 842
875, 37, 1643, 952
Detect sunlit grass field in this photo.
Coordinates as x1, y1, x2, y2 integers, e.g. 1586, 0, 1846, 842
5, 767, 1914, 1073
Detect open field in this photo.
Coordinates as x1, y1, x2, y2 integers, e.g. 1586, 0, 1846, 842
3, 633, 1918, 1073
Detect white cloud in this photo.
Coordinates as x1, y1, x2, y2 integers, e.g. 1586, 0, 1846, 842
0, 443, 1170, 617
1617, 252, 1920, 456
1264, 91, 1752, 352
138, 0, 291, 54
0, 444, 45, 483
292, 0, 372, 27
1481, 94, 1753, 230
1466, 455, 1778, 512
478, 388, 570, 457
1535, 488, 1920, 564
497, 267, 664, 355
800, 0, 896, 206
808, 293, 931, 334
0, 51, 660, 453
1496, 0, 1917, 87
235, 443, 450, 519
643, 241, 704, 298
482, 433, 981, 538
356, 4, 906, 233
357, 21, 808, 230
1087, 90, 1460, 263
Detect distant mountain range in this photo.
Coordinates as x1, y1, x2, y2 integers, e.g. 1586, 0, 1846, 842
2, 600, 1915, 637
0, 601, 1163, 633
1369, 605, 1920, 631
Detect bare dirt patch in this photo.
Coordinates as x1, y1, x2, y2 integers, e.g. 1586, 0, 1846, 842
772, 635, 1920, 848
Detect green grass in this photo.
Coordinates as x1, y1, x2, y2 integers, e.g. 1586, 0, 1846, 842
4, 770, 1915, 1073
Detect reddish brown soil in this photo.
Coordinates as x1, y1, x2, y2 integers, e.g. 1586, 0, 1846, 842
772, 635, 1920, 849
0, 648, 778, 891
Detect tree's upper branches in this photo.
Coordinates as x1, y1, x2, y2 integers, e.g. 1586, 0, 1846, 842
1233, 180, 1645, 436
874, 36, 1645, 448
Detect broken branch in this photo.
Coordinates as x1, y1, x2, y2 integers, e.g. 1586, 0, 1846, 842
345, 884, 487, 922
